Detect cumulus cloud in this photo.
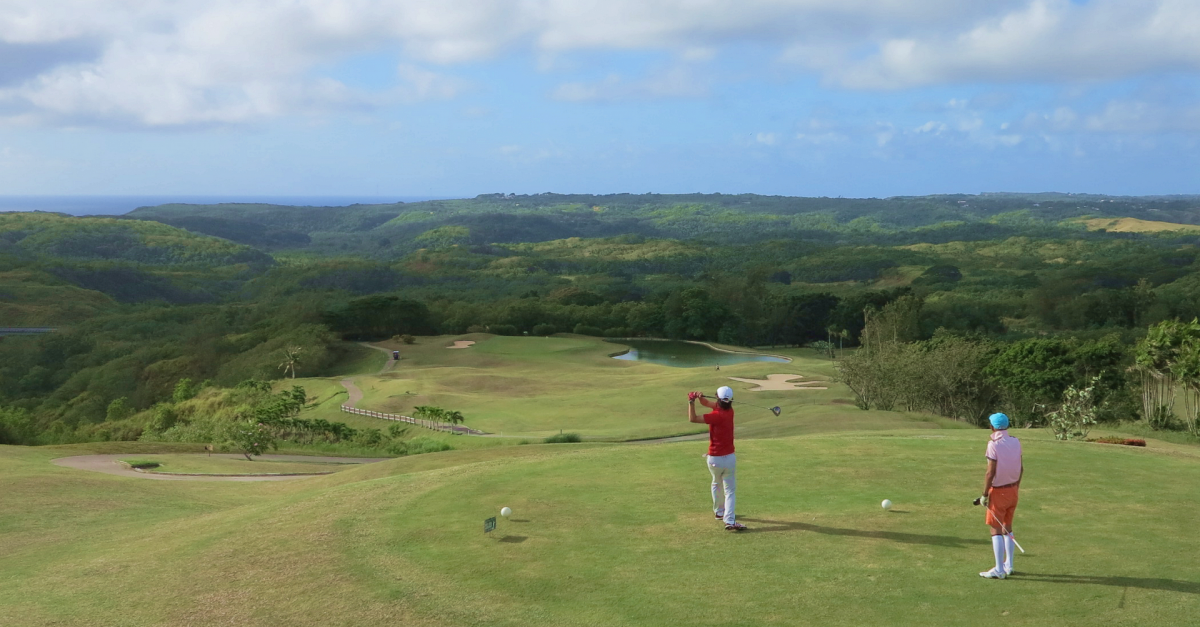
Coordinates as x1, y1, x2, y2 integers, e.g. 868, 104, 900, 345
0, 0, 1196, 127
833, 0, 1200, 88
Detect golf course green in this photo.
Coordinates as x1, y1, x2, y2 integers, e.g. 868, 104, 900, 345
4, 334, 1199, 626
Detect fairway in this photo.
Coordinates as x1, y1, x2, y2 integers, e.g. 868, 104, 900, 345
4, 429, 1199, 626
301, 334, 961, 441
5, 335, 1200, 626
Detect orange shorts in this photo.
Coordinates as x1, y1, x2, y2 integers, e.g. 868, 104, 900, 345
985, 485, 1018, 529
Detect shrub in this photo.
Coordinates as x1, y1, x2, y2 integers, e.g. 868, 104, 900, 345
573, 324, 603, 336
407, 436, 453, 454
1048, 376, 1100, 441
106, 397, 133, 422
544, 432, 582, 443
226, 421, 276, 460
353, 427, 384, 448
148, 403, 178, 433
532, 323, 556, 336
491, 324, 519, 336
173, 378, 199, 403
122, 459, 161, 469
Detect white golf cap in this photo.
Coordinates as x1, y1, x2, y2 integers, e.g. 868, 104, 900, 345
716, 386, 733, 401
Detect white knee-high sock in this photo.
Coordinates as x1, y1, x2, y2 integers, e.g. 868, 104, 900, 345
1004, 535, 1015, 571
992, 535, 1005, 571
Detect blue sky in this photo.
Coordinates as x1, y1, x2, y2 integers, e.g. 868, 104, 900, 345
0, 0, 1197, 198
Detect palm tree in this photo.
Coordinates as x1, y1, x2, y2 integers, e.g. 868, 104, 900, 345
446, 410, 465, 432
278, 345, 303, 379
428, 407, 446, 431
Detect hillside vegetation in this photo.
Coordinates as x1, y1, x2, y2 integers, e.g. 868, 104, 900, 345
6, 193, 1200, 446
123, 193, 1200, 256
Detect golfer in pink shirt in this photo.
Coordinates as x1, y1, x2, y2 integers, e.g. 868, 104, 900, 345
980, 412, 1023, 579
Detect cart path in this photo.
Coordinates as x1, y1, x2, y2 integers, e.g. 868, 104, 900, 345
361, 341, 399, 374
341, 377, 365, 406
340, 341, 396, 409
52, 454, 390, 482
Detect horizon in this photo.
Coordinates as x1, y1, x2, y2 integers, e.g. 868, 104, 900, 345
3, 189, 1200, 218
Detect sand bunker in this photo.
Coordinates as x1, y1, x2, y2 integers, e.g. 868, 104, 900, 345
727, 374, 828, 391
447, 340, 476, 349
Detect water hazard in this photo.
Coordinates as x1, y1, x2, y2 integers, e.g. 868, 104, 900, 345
609, 340, 789, 368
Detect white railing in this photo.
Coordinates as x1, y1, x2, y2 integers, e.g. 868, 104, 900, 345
339, 404, 487, 435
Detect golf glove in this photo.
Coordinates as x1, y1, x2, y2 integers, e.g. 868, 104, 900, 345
688, 391, 700, 401
979, 494, 989, 507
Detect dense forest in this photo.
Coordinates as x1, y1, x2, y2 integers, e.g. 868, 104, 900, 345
5, 192, 1200, 446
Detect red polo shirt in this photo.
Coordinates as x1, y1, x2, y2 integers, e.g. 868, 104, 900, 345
704, 406, 735, 456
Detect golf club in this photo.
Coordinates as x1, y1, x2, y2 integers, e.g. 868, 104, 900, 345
972, 496, 1026, 553
700, 394, 782, 416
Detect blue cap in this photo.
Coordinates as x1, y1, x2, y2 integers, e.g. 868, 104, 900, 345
989, 413, 1010, 429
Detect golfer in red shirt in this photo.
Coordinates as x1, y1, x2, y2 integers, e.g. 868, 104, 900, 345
689, 386, 746, 531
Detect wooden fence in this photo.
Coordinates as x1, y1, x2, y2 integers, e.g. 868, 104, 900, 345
339, 404, 487, 435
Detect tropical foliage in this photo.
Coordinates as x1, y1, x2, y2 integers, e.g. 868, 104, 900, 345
7, 192, 1200, 445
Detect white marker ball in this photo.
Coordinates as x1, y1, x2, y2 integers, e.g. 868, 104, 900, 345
881, 499, 893, 510
500, 507, 512, 518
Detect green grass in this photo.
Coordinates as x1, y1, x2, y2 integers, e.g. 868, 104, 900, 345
4, 429, 1199, 626
120, 458, 161, 469
4, 335, 1200, 626
116, 454, 352, 475
293, 334, 958, 441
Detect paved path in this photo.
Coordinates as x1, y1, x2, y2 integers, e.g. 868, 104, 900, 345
341, 377, 365, 405
361, 341, 399, 374
52, 454, 388, 482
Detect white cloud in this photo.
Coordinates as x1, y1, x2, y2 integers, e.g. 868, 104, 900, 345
1015, 99, 1200, 134
755, 132, 779, 145
0, 1, 1197, 127
833, 0, 1200, 89
552, 67, 707, 102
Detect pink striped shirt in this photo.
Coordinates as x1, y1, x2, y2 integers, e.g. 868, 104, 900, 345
986, 430, 1022, 487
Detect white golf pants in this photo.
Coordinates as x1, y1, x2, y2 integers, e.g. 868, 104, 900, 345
707, 453, 736, 525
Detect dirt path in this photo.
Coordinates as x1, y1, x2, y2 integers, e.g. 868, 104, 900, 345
52, 454, 388, 482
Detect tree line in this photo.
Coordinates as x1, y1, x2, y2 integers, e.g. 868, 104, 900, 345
835, 298, 1200, 438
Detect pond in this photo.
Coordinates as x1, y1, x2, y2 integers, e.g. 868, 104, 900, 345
609, 339, 790, 368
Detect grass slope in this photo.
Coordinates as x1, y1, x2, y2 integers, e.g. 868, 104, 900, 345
2, 429, 1198, 626
297, 334, 962, 441
1079, 217, 1200, 234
